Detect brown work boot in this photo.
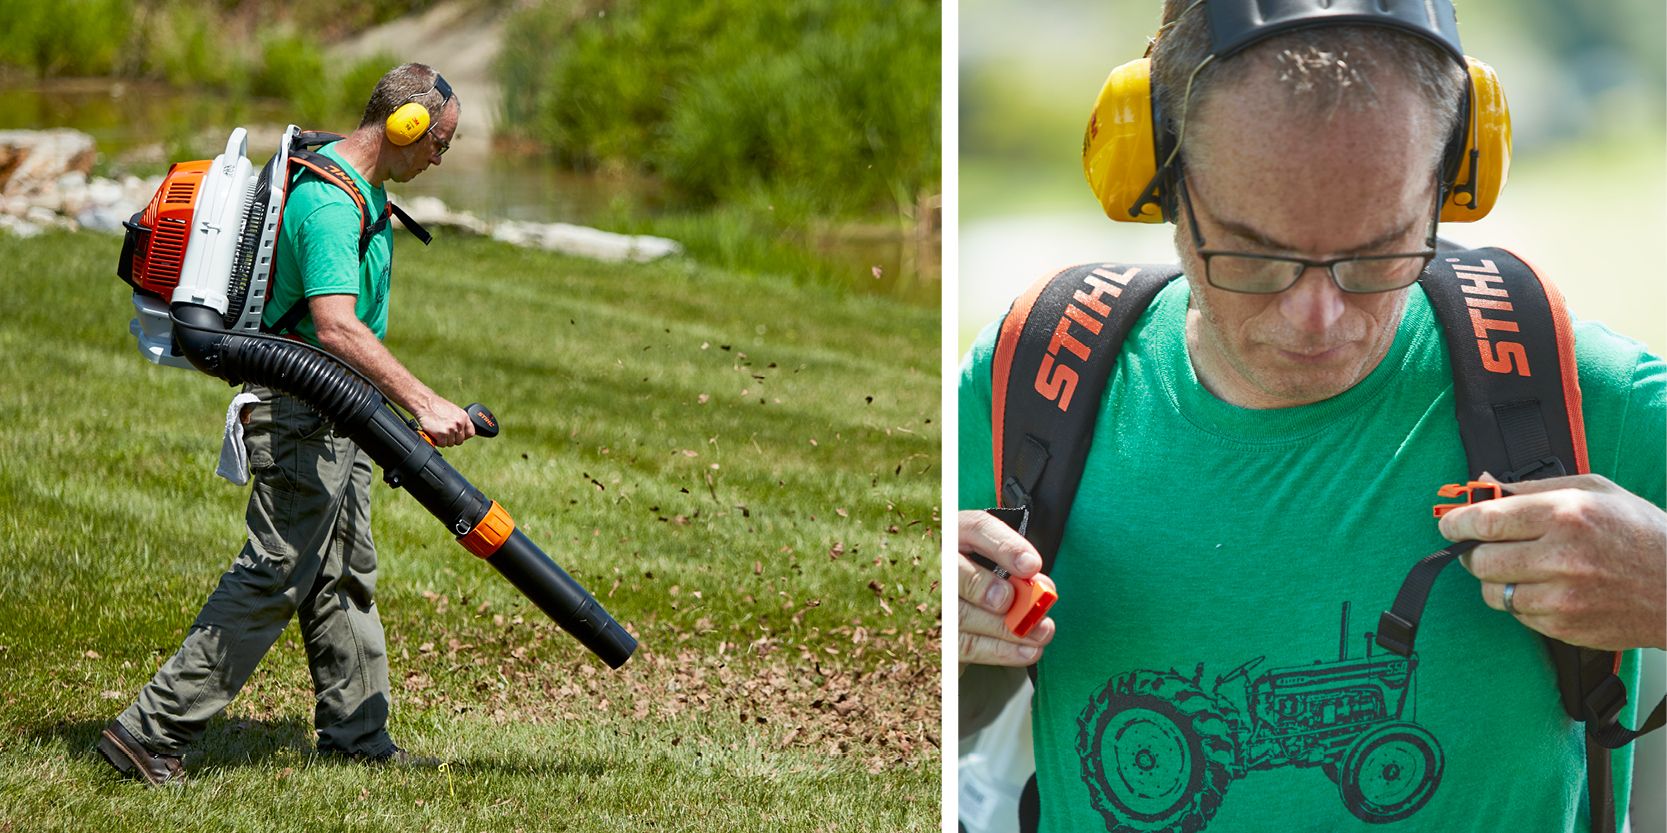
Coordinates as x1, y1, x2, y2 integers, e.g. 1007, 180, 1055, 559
97, 721, 185, 786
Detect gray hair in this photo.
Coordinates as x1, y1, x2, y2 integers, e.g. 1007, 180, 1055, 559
359, 62, 457, 129
1149, 0, 1467, 160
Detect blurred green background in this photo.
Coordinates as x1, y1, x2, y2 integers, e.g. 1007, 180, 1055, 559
958, 2, 1665, 829
958, 0, 1667, 355
0, 0, 942, 304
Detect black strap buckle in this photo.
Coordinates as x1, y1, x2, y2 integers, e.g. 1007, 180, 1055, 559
1375, 611, 1417, 658
1501, 456, 1566, 483
1583, 675, 1628, 727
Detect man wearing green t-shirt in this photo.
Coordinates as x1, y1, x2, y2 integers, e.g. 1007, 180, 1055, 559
100, 63, 472, 784
957, 3, 1665, 831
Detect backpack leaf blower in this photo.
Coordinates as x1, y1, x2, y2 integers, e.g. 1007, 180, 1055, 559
117, 126, 636, 668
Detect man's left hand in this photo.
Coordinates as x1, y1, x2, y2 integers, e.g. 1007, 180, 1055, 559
1443, 474, 1667, 651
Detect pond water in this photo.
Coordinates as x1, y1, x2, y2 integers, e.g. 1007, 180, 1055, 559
1, 80, 938, 306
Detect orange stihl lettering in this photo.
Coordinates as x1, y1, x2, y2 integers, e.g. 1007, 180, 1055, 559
1033, 266, 1143, 412
1063, 303, 1105, 336
1468, 307, 1520, 339
1074, 276, 1120, 316
1453, 259, 1508, 297
1452, 258, 1500, 274
1477, 338, 1530, 376
1090, 266, 1139, 285
1048, 315, 1092, 361
1034, 354, 1079, 410
1448, 256, 1530, 377
1464, 297, 1514, 312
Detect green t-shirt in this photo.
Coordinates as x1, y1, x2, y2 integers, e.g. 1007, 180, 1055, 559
959, 277, 1666, 832
262, 142, 392, 345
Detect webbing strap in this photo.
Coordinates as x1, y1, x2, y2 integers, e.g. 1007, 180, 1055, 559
266, 298, 312, 338
387, 200, 432, 245
1590, 697, 1667, 748
1587, 735, 1616, 833
1374, 540, 1481, 658
363, 203, 391, 258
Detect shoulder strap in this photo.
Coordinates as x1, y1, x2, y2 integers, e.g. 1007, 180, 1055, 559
987, 262, 1178, 833
1421, 246, 1587, 483
266, 144, 433, 336
989, 262, 1182, 571
387, 200, 432, 245
287, 147, 376, 257
295, 130, 345, 149
1392, 245, 1662, 833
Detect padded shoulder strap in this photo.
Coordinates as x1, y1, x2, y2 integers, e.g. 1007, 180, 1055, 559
287, 147, 374, 256
1410, 246, 1662, 833
294, 130, 346, 150
990, 263, 1181, 569
1419, 246, 1588, 483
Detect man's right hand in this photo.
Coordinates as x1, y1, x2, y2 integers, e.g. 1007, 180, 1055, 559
958, 509, 1056, 674
416, 398, 475, 447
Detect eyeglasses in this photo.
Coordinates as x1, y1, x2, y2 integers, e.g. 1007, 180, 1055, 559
1177, 173, 1441, 295
429, 130, 451, 158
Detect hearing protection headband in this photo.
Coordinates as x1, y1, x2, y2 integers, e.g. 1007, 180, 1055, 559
1082, 0, 1510, 225
385, 73, 455, 147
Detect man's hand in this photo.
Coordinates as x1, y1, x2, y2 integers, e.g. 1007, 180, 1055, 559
311, 294, 477, 448
1443, 474, 1667, 651
415, 398, 475, 448
958, 510, 1056, 674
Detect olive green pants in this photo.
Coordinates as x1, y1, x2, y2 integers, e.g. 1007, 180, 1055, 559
118, 385, 393, 757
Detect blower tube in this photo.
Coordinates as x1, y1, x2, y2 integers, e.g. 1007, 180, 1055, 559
170, 303, 637, 668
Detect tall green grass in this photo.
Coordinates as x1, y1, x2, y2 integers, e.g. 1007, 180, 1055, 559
0, 0, 402, 127
0, 229, 940, 830
0, 0, 130, 78
498, 0, 942, 221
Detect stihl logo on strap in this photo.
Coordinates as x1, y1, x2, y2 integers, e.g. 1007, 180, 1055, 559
1035, 266, 1140, 411
1450, 255, 1530, 377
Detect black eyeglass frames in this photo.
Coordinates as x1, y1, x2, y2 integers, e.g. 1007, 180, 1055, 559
1177, 174, 1441, 295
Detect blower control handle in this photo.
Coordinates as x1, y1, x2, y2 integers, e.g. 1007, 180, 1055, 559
403, 402, 498, 445
467, 403, 499, 438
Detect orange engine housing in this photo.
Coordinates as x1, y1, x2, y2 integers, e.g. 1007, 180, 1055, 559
129, 159, 210, 300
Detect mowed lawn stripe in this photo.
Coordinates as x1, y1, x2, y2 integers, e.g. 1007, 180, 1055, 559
0, 229, 940, 832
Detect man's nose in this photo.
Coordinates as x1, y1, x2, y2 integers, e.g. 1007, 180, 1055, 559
1277, 266, 1348, 333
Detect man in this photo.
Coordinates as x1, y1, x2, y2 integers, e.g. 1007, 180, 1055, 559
958, 2, 1665, 830
99, 63, 474, 785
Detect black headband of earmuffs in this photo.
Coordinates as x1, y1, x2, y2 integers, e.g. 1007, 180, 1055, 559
1205, 0, 1464, 62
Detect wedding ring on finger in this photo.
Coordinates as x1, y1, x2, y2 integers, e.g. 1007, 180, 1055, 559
1503, 582, 1519, 615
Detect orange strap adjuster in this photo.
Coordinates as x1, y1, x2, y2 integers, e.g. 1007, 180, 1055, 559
1432, 480, 1503, 518
1004, 574, 1058, 639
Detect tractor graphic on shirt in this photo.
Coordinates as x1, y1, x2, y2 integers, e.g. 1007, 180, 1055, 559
1075, 602, 1443, 831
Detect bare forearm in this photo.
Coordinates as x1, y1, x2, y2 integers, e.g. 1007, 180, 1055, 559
307, 294, 473, 446
316, 322, 437, 416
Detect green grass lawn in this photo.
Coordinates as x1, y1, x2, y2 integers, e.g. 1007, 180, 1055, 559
0, 230, 941, 831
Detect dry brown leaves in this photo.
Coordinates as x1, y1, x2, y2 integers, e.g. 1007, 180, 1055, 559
392, 597, 941, 773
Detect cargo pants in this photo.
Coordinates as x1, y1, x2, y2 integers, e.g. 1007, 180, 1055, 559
117, 383, 394, 757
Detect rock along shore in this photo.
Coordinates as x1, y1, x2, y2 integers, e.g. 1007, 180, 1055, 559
0, 128, 680, 263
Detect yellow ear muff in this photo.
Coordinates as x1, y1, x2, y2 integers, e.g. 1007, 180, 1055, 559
1083, 58, 1167, 224
1441, 56, 1511, 222
386, 101, 433, 147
